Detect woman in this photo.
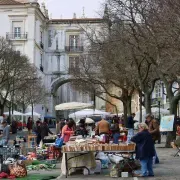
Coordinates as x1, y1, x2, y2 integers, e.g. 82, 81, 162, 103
27, 117, 33, 135
131, 123, 155, 177
79, 119, 87, 137
61, 120, 75, 143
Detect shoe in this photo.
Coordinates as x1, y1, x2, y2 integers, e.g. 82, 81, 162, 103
133, 173, 145, 177
148, 175, 154, 177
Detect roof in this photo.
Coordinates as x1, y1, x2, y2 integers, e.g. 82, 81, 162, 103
49, 18, 104, 24
0, 0, 29, 5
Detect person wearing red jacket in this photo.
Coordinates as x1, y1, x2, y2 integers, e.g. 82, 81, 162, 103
61, 120, 75, 142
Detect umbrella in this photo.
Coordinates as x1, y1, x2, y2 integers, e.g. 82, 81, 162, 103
69, 109, 110, 119
55, 102, 92, 111
85, 118, 94, 124
4, 111, 24, 116
24, 112, 41, 117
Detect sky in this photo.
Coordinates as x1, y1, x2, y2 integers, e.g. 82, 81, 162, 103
39, 0, 104, 19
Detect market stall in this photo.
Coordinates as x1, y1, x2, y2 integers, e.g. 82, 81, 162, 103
61, 137, 136, 178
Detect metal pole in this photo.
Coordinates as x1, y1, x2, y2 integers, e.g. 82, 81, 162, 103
158, 100, 161, 144
159, 101, 161, 121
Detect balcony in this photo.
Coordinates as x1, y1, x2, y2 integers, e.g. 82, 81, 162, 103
40, 42, 44, 49
65, 46, 83, 53
6, 33, 28, 40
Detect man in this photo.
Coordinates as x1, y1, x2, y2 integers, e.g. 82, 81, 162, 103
40, 118, 53, 142
146, 114, 160, 164
127, 113, 137, 142
0, 120, 10, 145
95, 119, 110, 143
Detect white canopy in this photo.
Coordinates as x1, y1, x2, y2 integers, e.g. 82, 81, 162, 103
85, 118, 95, 124
55, 102, 92, 111
4, 111, 24, 116
24, 112, 41, 117
134, 107, 169, 122
69, 109, 110, 119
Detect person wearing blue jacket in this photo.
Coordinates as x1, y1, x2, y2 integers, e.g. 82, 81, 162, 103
131, 123, 155, 177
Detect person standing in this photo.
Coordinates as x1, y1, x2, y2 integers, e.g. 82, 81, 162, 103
27, 117, 33, 135
11, 119, 17, 134
0, 120, 10, 146
95, 119, 110, 143
61, 120, 75, 143
34, 120, 42, 146
131, 123, 155, 177
111, 119, 120, 144
146, 114, 160, 164
40, 118, 53, 142
127, 113, 137, 142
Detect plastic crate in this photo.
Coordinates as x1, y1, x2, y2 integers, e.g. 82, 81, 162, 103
0, 146, 20, 160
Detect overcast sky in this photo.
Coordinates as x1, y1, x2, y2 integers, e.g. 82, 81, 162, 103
39, 0, 104, 19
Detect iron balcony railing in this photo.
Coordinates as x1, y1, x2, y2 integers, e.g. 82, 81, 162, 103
65, 46, 83, 52
6, 33, 28, 40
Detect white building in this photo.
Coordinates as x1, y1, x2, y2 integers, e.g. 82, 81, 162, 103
0, 0, 104, 118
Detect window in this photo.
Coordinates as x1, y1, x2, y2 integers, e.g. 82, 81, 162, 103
14, 27, 21, 38
155, 85, 161, 98
69, 57, 79, 73
69, 35, 79, 47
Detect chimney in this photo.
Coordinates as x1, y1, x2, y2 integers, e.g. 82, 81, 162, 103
73, 13, 77, 19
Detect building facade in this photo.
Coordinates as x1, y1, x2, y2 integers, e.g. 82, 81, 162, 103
0, 0, 104, 118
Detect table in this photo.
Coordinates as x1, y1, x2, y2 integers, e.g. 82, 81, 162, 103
44, 143, 61, 159
63, 150, 135, 178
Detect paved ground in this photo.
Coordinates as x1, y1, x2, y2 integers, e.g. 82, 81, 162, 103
8, 130, 180, 180
56, 138, 180, 180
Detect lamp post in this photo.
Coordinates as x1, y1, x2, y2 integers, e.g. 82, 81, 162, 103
157, 97, 162, 144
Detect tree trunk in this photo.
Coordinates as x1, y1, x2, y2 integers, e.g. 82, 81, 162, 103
139, 92, 143, 123
127, 96, 132, 116
123, 102, 128, 127
165, 98, 178, 147
0, 105, 4, 116
32, 103, 34, 122
144, 93, 151, 114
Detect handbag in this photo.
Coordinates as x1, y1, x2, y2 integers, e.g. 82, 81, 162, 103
55, 136, 64, 148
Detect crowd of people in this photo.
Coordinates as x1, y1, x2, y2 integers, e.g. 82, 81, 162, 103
0, 112, 177, 177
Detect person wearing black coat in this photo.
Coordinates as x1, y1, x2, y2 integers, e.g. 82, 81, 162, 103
131, 123, 155, 177
40, 119, 53, 142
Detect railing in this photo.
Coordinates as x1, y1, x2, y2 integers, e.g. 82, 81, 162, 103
6, 33, 28, 40
65, 46, 83, 52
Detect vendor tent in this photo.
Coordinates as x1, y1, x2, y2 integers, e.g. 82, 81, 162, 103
55, 102, 92, 111
134, 107, 169, 122
24, 112, 41, 117
4, 111, 24, 116
69, 109, 110, 119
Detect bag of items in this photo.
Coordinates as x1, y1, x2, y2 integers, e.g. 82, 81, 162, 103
9, 161, 27, 178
